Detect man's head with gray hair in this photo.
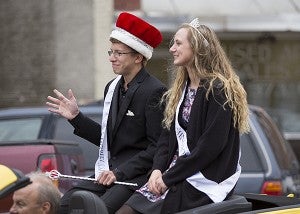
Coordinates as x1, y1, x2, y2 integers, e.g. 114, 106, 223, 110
9, 171, 61, 214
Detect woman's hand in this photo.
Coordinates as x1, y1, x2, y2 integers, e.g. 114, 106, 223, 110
148, 170, 167, 195
46, 89, 79, 120
155, 176, 168, 195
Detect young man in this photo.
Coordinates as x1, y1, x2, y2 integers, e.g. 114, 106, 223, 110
9, 172, 61, 214
46, 12, 166, 213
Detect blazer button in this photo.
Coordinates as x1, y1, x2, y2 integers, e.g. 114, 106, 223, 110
171, 186, 177, 192
112, 156, 117, 160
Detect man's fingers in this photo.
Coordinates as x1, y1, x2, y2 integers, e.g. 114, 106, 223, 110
68, 89, 76, 101
46, 101, 59, 109
47, 96, 60, 104
105, 177, 115, 185
53, 89, 68, 102
96, 171, 116, 186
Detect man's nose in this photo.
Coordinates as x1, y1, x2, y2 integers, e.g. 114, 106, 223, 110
9, 204, 17, 214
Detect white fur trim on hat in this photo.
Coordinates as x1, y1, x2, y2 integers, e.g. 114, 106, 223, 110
110, 27, 153, 60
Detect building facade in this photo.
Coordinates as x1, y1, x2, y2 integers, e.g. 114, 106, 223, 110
1, 0, 299, 127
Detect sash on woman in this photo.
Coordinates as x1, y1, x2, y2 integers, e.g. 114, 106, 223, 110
94, 75, 122, 178
174, 82, 241, 203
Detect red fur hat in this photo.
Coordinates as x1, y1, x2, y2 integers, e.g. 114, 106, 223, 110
110, 12, 163, 60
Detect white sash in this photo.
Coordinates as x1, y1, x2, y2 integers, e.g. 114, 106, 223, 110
95, 75, 122, 178
175, 82, 241, 202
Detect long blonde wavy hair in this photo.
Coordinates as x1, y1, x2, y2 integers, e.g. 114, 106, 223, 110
162, 23, 250, 134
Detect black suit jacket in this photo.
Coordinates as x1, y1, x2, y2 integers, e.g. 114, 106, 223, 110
70, 68, 166, 188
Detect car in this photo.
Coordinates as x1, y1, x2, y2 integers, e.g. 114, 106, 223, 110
0, 103, 103, 213
0, 139, 85, 213
235, 105, 300, 196
0, 103, 299, 198
0, 102, 103, 176
67, 190, 300, 214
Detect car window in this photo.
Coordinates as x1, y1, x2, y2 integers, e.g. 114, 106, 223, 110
240, 133, 264, 172
0, 118, 42, 141
255, 109, 297, 170
53, 118, 81, 141
53, 115, 101, 141
267, 109, 300, 133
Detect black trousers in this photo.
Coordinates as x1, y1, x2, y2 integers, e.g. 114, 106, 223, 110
60, 179, 134, 214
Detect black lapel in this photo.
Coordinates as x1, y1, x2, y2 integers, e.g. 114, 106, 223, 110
107, 80, 121, 144
111, 69, 149, 138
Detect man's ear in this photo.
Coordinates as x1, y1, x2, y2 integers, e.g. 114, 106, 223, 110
41, 201, 51, 213
134, 54, 143, 64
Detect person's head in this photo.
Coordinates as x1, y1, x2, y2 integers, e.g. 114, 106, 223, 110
9, 172, 61, 214
169, 18, 228, 77
108, 12, 162, 75
164, 18, 250, 134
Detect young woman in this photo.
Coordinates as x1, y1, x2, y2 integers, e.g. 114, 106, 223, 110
117, 18, 250, 214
